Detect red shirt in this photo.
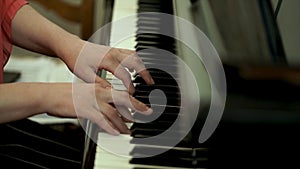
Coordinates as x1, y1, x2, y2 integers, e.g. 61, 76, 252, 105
0, 0, 28, 83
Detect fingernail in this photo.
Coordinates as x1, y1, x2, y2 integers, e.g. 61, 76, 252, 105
149, 78, 155, 85
144, 107, 153, 114
112, 129, 120, 135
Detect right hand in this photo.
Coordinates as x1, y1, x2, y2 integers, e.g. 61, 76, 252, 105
44, 83, 152, 135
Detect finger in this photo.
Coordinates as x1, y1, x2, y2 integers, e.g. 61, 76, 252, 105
138, 69, 155, 84
121, 116, 132, 123
90, 110, 120, 135
101, 103, 131, 134
116, 106, 134, 122
118, 53, 154, 85
102, 55, 135, 94
113, 64, 135, 95
128, 95, 153, 115
111, 90, 153, 115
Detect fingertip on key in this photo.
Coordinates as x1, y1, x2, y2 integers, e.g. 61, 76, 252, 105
144, 107, 153, 115
149, 77, 155, 85
112, 129, 120, 136
129, 85, 135, 95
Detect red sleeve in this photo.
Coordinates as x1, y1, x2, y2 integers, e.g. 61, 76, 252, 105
0, 0, 28, 83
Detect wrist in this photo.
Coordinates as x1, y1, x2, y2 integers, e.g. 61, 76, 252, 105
55, 34, 86, 72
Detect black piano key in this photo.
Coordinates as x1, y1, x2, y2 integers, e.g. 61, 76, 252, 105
136, 13, 161, 20
135, 85, 179, 94
138, 7, 162, 13
138, 0, 174, 11
133, 111, 180, 122
136, 28, 175, 40
138, 3, 162, 8
138, 0, 164, 5
134, 40, 176, 48
136, 33, 175, 41
130, 146, 209, 159
135, 70, 177, 79
137, 25, 161, 31
136, 45, 176, 52
143, 63, 179, 72
131, 128, 186, 140
136, 38, 175, 47
136, 27, 175, 35
133, 108, 180, 118
134, 84, 181, 95
136, 20, 161, 26
134, 96, 180, 106
141, 59, 178, 66
133, 76, 173, 84
131, 127, 187, 138
130, 121, 173, 130
134, 90, 180, 99
134, 74, 178, 82
138, 68, 179, 80
135, 40, 162, 46
136, 23, 162, 29
134, 75, 178, 85
136, 46, 160, 52
135, 34, 162, 41
138, 55, 178, 63
130, 135, 200, 148
135, 69, 177, 82
132, 108, 181, 122
134, 42, 176, 51
135, 42, 174, 49
129, 155, 208, 168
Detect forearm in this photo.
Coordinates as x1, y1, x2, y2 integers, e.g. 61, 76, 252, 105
0, 83, 51, 123
11, 5, 85, 70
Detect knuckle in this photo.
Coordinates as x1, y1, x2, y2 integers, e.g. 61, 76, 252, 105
94, 84, 104, 93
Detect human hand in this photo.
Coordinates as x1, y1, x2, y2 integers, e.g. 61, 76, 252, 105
70, 41, 154, 94
44, 83, 152, 135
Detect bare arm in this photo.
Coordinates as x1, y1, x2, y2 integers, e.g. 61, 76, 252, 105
0, 83, 46, 123
0, 82, 152, 134
11, 5, 154, 92
11, 5, 83, 62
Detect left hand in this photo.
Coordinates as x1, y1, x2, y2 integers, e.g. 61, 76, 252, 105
71, 41, 154, 94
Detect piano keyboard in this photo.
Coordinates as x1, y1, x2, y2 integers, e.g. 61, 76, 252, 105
93, 0, 208, 168
84, 0, 300, 168
94, 133, 200, 169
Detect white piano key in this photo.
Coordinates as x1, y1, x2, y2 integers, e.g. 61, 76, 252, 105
94, 133, 199, 169
110, 0, 138, 50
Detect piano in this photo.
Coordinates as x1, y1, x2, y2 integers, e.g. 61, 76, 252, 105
82, 0, 300, 168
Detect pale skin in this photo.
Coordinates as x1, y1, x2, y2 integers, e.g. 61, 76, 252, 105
0, 5, 154, 135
